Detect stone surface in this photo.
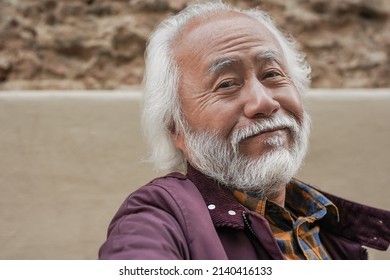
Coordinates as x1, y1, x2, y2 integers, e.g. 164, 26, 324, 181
0, 0, 389, 90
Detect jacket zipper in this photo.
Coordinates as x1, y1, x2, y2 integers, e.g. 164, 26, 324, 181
242, 212, 257, 238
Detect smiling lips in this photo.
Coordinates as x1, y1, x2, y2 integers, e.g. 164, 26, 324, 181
245, 126, 289, 140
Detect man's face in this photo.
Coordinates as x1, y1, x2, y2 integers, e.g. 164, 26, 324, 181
171, 12, 309, 193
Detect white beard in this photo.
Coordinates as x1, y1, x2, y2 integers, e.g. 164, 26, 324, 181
183, 112, 311, 197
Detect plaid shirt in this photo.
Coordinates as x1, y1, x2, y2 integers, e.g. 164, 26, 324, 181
232, 179, 339, 260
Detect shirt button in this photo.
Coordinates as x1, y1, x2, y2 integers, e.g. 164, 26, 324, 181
228, 210, 236, 216
208, 204, 216, 210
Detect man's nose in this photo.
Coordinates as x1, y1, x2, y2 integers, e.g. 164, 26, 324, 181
243, 79, 281, 119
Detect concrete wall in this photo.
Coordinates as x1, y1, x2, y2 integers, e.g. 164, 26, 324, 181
0, 89, 389, 260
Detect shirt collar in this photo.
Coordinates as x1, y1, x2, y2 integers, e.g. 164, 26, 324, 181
232, 179, 340, 224
285, 179, 339, 222
232, 190, 267, 216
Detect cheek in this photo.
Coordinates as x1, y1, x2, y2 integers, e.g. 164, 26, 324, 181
278, 89, 304, 120
205, 101, 243, 136
184, 96, 242, 136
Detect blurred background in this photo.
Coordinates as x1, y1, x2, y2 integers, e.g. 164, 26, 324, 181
0, 0, 389, 259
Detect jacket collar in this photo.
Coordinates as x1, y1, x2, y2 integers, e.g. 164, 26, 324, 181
186, 164, 246, 229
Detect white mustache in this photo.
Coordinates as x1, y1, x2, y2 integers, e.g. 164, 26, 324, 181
230, 115, 300, 148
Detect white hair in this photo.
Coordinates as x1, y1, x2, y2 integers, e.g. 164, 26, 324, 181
183, 112, 311, 195
142, 1, 311, 171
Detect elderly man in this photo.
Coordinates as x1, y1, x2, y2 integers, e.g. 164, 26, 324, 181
99, 2, 390, 259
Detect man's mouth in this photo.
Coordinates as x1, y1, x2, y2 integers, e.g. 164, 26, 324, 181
245, 126, 289, 140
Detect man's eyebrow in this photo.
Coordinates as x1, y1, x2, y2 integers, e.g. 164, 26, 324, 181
208, 50, 282, 74
256, 50, 281, 63
208, 58, 239, 74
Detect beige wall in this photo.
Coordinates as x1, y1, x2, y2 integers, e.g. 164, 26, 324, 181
0, 89, 389, 260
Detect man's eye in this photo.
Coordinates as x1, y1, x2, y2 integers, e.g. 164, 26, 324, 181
262, 71, 282, 80
218, 80, 235, 89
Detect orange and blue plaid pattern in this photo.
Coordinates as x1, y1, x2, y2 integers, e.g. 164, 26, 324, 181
233, 179, 339, 260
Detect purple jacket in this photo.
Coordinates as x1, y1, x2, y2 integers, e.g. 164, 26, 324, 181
99, 166, 390, 259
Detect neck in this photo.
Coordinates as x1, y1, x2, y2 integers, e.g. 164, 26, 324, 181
266, 185, 286, 207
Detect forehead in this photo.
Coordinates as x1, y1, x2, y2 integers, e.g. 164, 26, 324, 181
173, 11, 282, 70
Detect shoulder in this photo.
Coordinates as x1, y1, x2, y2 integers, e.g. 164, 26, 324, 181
99, 172, 212, 259
127, 172, 204, 210
99, 172, 228, 259
111, 172, 203, 225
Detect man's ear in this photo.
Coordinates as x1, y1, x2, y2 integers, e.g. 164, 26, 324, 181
168, 123, 185, 152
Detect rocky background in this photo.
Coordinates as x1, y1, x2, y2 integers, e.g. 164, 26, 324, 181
0, 0, 389, 90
